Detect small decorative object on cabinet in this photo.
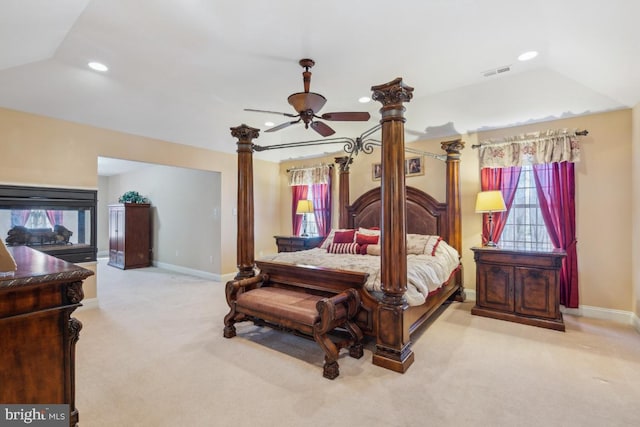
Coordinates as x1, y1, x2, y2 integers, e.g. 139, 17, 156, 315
274, 235, 324, 253
108, 203, 151, 269
471, 246, 566, 331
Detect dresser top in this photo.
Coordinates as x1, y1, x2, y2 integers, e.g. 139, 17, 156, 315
0, 246, 93, 289
471, 246, 566, 256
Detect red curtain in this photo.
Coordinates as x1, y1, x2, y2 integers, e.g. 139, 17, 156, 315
532, 162, 579, 308
291, 185, 308, 236
46, 210, 63, 226
312, 179, 332, 237
480, 166, 521, 245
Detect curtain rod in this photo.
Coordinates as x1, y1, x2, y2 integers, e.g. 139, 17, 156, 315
471, 129, 588, 149
286, 163, 334, 173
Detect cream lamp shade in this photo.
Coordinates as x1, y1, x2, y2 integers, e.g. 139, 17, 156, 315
296, 200, 314, 237
475, 190, 506, 247
475, 190, 506, 213
296, 199, 314, 214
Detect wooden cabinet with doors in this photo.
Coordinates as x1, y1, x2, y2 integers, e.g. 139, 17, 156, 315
471, 246, 566, 331
108, 203, 151, 269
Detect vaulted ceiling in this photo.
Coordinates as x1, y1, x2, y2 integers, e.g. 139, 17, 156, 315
2, 0, 638, 167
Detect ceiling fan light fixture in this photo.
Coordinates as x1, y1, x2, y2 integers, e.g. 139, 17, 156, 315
358, 96, 371, 103
265, 121, 274, 127
88, 61, 108, 72
288, 92, 327, 112
518, 51, 538, 61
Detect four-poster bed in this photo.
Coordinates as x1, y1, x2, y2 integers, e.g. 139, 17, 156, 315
224, 78, 465, 375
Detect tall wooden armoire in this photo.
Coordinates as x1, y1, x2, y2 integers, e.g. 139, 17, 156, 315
108, 203, 151, 269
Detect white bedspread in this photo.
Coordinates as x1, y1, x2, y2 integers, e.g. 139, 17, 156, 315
260, 241, 460, 306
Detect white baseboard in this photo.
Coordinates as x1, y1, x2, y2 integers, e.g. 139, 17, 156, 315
561, 305, 635, 326
77, 297, 99, 311
464, 289, 476, 301
464, 287, 637, 329
152, 261, 223, 282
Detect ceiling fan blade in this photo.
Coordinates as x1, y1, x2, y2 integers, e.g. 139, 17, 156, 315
244, 108, 298, 118
288, 92, 327, 113
310, 120, 335, 137
321, 112, 371, 121
265, 120, 300, 133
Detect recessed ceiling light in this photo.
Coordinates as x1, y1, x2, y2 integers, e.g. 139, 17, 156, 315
518, 51, 538, 61
88, 61, 108, 72
265, 121, 274, 127
358, 96, 371, 103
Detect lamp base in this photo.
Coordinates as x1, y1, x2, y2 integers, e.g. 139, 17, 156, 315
486, 241, 497, 247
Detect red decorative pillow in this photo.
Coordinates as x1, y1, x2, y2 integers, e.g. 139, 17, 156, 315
333, 229, 356, 243
327, 242, 360, 254
355, 232, 379, 245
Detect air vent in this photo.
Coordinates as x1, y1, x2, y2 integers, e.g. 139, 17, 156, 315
482, 65, 511, 78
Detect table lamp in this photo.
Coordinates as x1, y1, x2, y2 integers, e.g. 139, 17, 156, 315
475, 190, 506, 247
296, 199, 314, 237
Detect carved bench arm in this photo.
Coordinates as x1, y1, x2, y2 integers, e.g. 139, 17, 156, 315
225, 273, 268, 305
315, 288, 361, 335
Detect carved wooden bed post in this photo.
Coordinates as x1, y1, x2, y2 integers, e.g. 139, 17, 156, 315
334, 156, 353, 229
371, 77, 415, 373
442, 139, 464, 254
231, 124, 260, 280
442, 139, 466, 300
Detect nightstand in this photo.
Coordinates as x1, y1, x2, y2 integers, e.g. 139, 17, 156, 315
471, 246, 566, 331
274, 235, 324, 253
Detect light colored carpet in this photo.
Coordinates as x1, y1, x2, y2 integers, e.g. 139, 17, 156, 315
74, 260, 640, 426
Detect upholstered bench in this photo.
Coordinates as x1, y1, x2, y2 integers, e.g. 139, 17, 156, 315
224, 261, 368, 379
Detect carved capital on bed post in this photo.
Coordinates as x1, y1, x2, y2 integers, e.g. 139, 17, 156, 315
370, 77, 415, 373
335, 156, 352, 229
231, 124, 260, 280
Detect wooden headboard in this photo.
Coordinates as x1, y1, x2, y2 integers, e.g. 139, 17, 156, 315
346, 186, 450, 240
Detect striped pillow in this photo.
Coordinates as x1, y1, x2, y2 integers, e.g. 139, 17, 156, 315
327, 242, 360, 254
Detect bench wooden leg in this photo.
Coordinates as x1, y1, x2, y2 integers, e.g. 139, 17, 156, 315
323, 360, 340, 380
314, 330, 341, 380
344, 320, 364, 359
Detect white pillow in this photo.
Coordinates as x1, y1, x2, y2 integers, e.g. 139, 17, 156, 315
358, 227, 380, 236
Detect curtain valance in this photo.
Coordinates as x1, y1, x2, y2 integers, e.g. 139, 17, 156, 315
288, 164, 332, 186
477, 129, 581, 169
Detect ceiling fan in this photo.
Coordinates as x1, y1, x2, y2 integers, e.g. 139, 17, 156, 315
245, 58, 371, 137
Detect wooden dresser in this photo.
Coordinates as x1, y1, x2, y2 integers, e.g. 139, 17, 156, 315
471, 246, 566, 331
108, 203, 151, 269
0, 246, 94, 426
274, 235, 324, 253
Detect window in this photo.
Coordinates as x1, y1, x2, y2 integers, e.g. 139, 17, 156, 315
500, 165, 553, 251
303, 186, 319, 236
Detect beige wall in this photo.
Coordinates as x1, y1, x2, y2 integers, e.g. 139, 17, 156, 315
0, 107, 281, 297
278, 109, 634, 312
633, 103, 640, 319
103, 165, 222, 273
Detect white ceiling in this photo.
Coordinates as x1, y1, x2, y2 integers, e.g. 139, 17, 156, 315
2, 0, 639, 171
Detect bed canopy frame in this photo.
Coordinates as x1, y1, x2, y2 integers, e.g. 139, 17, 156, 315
229, 77, 464, 373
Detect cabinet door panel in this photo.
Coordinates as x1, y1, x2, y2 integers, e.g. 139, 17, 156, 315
477, 264, 514, 312
515, 267, 557, 318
